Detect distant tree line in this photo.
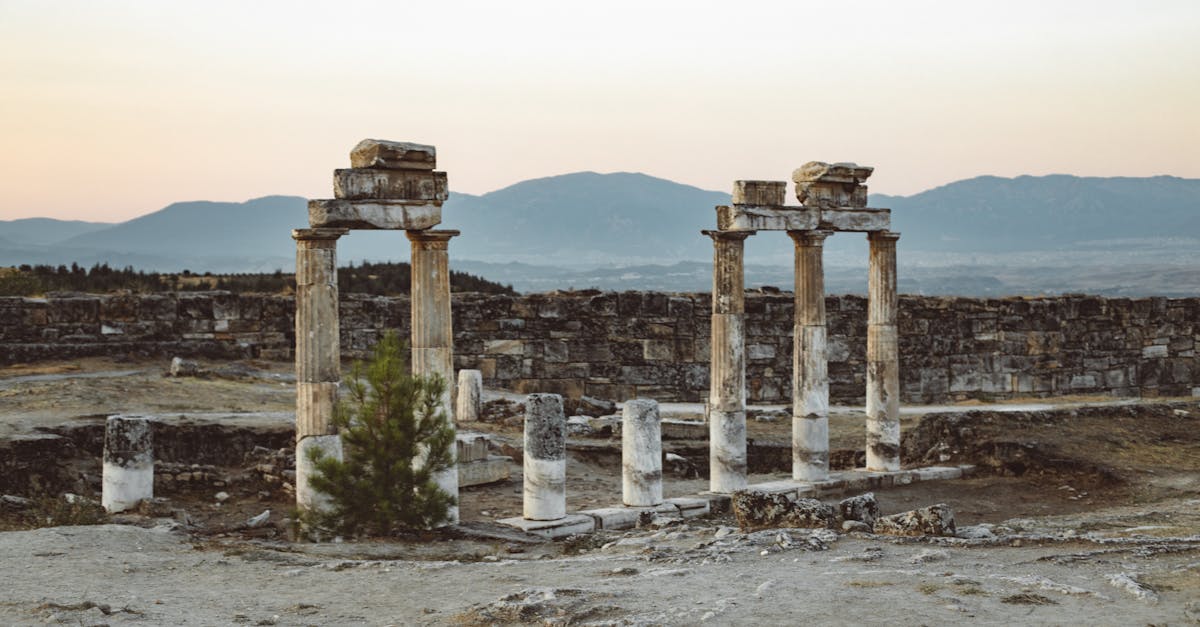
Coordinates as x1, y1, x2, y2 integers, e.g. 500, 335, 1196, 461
0, 262, 515, 297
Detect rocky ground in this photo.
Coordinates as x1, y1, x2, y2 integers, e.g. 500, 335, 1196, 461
1, 357, 1198, 624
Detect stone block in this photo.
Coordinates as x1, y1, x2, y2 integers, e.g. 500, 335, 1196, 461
580, 503, 677, 530
665, 496, 711, 518
458, 455, 512, 487
497, 513, 595, 538
456, 432, 491, 463
732, 180, 786, 206
334, 169, 448, 201
308, 199, 442, 230
912, 466, 963, 482
349, 139, 436, 170
792, 161, 874, 184
795, 182, 869, 208
818, 208, 891, 232
660, 419, 706, 440
715, 205, 818, 231
742, 480, 802, 500
1142, 344, 1169, 358
485, 339, 524, 355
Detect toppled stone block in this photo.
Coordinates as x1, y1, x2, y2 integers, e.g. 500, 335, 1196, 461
732, 180, 786, 207
731, 491, 838, 530
838, 492, 880, 528
874, 503, 956, 537
564, 395, 616, 417
334, 169, 448, 201
792, 161, 873, 208
349, 139, 436, 170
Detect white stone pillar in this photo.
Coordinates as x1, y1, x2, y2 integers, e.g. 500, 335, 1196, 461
789, 230, 831, 481
523, 393, 567, 520
622, 399, 663, 507
293, 227, 347, 512
101, 415, 153, 513
705, 229, 752, 493
409, 229, 461, 523
456, 369, 483, 423
866, 231, 902, 471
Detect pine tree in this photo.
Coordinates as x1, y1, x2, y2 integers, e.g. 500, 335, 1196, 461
304, 331, 456, 535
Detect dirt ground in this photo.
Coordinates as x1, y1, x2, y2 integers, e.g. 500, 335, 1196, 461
1, 357, 1198, 624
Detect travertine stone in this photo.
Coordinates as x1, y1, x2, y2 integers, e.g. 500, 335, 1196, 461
334, 169, 448, 201
349, 139, 436, 170
716, 205, 819, 232
622, 399, 663, 507
409, 229, 459, 523
818, 208, 891, 232
732, 180, 787, 207
706, 230, 752, 494
293, 229, 345, 450
793, 161, 874, 184
524, 393, 567, 520
793, 161, 874, 209
867, 231, 901, 472
709, 408, 748, 493
456, 369, 483, 423
296, 434, 342, 513
308, 199, 442, 230
497, 513, 594, 538
102, 415, 153, 513
790, 231, 830, 481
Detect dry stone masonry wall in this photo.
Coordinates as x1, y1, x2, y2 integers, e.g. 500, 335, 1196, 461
2, 291, 1197, 402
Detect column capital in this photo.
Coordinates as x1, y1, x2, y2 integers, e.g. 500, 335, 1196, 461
787, 230, 832, 246
292, 227, 349, 241
406, 229, 460, 249
702, 229, 755, 242
868, 230, 901, 243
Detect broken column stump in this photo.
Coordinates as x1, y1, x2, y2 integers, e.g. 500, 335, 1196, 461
622, 399, 663, 507
456, 369, 483, 423
101, 415, 153, 513
523, 393, 567, 520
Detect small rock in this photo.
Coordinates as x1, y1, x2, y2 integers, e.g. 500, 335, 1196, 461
168, 356, 203, 377
755, 580, 777, 597
564, 415, 594, 436
838, 493, 880, 528
246, 510, 270, 528
874, 504, 956, 537
713, 526, 737, 539
956, 524, 996, 539
841, 520, 871, 533
214, 491, 230, 503
909, 548, 949, 564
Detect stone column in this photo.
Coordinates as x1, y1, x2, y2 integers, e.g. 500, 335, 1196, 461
622, 399, 663, 507
456, 369, 483, 423
408, 229, 461, 522
523, 393, 567, 520
705, 230, 753, 493
101, 415, 153, 513
866, 231, 901, 472
293, 227, 347, 511
789, 230, 831, 481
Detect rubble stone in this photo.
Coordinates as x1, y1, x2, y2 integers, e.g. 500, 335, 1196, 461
838, 492, 880, 528
874, 503, 956, 537
731, 491, 838, 530
349, 139, 436, 170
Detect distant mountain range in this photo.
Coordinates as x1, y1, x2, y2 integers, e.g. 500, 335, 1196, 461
1, 172, 1197, 296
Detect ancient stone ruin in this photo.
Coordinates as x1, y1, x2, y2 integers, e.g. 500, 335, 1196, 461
293, 139, 460, 519
705, 163, 900, 494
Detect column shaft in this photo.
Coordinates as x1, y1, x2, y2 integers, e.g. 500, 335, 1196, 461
524, 393, 567, 520
408, 229, 461, 522
789, 230, 830, 481
622, 399, 663, 507
866, 231, 901, 471
705, 230, 752, 493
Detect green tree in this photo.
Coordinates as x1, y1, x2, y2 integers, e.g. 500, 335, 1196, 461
304, 331, 456, 535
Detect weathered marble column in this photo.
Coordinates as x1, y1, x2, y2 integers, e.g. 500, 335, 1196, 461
789, 230, 831, 481
101, 415, 153, 513
866, 231, 901, 471
408, 229, 461, 522
524, 393, 567, 520
622, 399, 663, 507
293, 227, 347, 511
705, 230, 753, 493
456, 369, 483, 423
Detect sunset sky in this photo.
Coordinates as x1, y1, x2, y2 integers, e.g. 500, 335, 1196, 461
1, 0, 1198, 222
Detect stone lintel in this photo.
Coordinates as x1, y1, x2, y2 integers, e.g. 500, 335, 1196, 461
716, 205, 819, 232
819, 208, 891, 232
349, 139, 436, 170
334, 169, 448, 201
496, 513, 595, 538
308, 199, 441, 230
292, 227, 349, 241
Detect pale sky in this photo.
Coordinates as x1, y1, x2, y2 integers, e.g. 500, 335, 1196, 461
1, 0, 1198, 222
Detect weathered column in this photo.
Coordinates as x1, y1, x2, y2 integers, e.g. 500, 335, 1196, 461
455, 369, 483, 423
409, 229, 461, 522
866, 231, 902, 471
293, 227, 347, 511
789, 230, 831, 481
705, 229, 753, 493
622, 399, 663, 507
101, 415, 153, 513
523, 393, 567, 520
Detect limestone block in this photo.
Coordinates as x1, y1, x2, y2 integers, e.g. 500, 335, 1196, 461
732, 180, 786, 206
795, 182, 869, 208
349, 139, 436, 170
731, 492, 837, 530
458, 455, 512, 487
456, 432, 491, 463
308, 199, 442, 230
334, 169, 448, 201
580, 503, 677, 530
497, 513, 595, 538
716, 205, 819, 231
792, 161, 874, 184
665, 496, 711, 518
818, 208, 891, 232
874, 503, 956, 537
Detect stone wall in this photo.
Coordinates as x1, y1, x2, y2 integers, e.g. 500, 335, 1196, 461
2, 291, 1197, 403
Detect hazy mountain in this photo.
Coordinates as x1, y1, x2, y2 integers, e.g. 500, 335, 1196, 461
0, 217, 112, 246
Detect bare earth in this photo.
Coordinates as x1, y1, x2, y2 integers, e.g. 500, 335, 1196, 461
1, 357, 1198, 625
